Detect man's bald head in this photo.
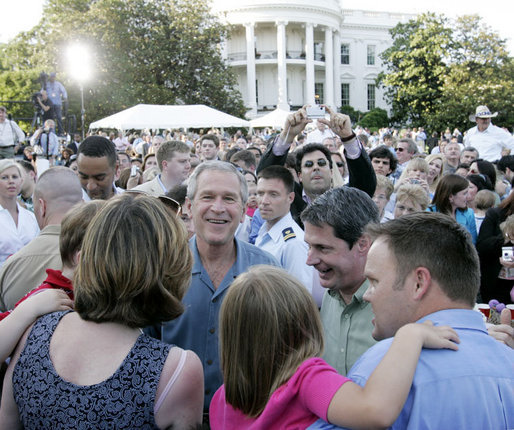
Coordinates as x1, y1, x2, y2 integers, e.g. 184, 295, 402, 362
33, 167, 83, 228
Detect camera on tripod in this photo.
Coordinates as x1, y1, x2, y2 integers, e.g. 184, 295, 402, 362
31, 72, 49, 112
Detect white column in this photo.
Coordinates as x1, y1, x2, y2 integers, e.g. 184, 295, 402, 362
305, 23, 315, 106
324, 27, 334, 108
245, 23, 257, 116
333, 30, 341, 110
276, 21, 289, 110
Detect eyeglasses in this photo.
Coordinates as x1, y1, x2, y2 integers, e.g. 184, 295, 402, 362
124, 190, 181, 215
303, 158, 328, 169
396, 147, 406, 152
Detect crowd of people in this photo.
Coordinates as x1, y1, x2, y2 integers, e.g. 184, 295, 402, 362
0, 102, 513, 429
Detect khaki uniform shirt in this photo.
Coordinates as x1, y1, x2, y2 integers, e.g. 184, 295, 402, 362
0, 224, 62, 311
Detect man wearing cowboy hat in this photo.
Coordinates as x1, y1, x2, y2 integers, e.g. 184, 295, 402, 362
464, 105, 514, 162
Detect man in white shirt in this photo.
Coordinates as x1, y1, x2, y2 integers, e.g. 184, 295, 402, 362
464, 105, 514, 162
0, 106, 25, 159
306, 120, 335, 144
113, 132, 130, 152
255, 165, 313, 293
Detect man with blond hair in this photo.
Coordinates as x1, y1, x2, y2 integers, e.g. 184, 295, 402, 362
133, 140, 191, 196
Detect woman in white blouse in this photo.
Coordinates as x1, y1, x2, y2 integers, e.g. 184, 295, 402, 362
0, 160, 39, 267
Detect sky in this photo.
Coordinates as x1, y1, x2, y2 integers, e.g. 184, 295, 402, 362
1, 0, 513, 54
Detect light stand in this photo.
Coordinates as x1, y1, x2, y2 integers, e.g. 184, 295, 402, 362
67, 44, 91, 139
80, 83, 85, 140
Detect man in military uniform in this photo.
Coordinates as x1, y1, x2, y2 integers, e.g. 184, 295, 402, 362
255, 165, 314, 293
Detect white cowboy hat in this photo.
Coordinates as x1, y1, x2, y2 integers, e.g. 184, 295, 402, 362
469, 105, 498, 122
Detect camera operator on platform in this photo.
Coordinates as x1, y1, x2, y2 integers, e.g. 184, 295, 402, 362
45, 72, 67, 136
0, 106, 25, 160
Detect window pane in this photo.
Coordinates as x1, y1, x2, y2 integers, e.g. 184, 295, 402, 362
341, 44, 350, 65
315, 83, 324, 104
367, 84, 375, 110
367, 45, 375, 66
341, 83, 350, 106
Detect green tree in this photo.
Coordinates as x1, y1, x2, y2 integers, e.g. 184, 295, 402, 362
0, 0, 246, 134
358, 108, 389, 129
339, 105, 363, 124
378, 13, 452, 128
438, 15, 514, 131
379, 13, 514, 133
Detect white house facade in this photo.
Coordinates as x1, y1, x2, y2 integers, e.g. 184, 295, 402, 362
212, 0, 414, 118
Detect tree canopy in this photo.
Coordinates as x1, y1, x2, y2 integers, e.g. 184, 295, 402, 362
0, 0, 246, 132
379, 13, 514, 132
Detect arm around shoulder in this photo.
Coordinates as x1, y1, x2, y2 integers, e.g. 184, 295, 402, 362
326, 322, 459, 429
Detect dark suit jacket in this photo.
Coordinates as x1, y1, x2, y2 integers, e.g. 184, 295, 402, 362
257, 139, 376, 226
476, 206, 512, 303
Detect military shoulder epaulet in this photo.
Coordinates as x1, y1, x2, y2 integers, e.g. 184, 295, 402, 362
282, 227, 296, 242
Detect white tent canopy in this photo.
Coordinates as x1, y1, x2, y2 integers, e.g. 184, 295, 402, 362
88, 104, 250, 130
249, 108, 290, 129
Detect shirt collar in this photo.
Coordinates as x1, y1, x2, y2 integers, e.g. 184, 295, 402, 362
417, 309, 488, 334
328, 278, 369, 306
156, 174, 167, 192
265, 212, 294, 242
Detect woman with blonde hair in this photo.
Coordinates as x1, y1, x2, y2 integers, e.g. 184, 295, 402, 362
210, 266, 459, 429
394, 184, 430, 219
0, 193, 203, 429
425, 153, 444, 196
0, 159, 39, 267
395, 157, 430, 195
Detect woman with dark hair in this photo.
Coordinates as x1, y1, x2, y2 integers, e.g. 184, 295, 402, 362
477, 191, 514, 304
466, 174, 493, 210
469, 159, 496, 190
0, 193, 203, 429
429, 174, 477, 243
142, 152, 158, 171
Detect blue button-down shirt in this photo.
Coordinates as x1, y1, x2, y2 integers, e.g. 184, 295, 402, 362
345, 309, 514, 429
45, 81, 67, 106
160, 236, 279, 410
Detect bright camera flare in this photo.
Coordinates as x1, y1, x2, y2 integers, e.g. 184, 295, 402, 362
67, 44, 91, 82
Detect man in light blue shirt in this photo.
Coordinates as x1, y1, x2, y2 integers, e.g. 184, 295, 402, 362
346, 212, 514, 429
45, 72, 67, 135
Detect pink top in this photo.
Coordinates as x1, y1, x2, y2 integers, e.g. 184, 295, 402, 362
209, 357, 350, 430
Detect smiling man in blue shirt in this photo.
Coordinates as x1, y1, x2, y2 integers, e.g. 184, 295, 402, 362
156, 161, 278, 418
346, 212, 514, 429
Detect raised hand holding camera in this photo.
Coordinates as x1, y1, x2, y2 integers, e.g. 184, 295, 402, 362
318, 105, 355, 141
279, 105, 311, 144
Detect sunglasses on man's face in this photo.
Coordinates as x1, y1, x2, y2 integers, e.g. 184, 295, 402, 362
303, 158, 328, 169
124, 190, 181, 215
396, 147, 407, 152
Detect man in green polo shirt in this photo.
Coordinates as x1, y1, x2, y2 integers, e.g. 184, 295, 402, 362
301, 186, 379, 374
